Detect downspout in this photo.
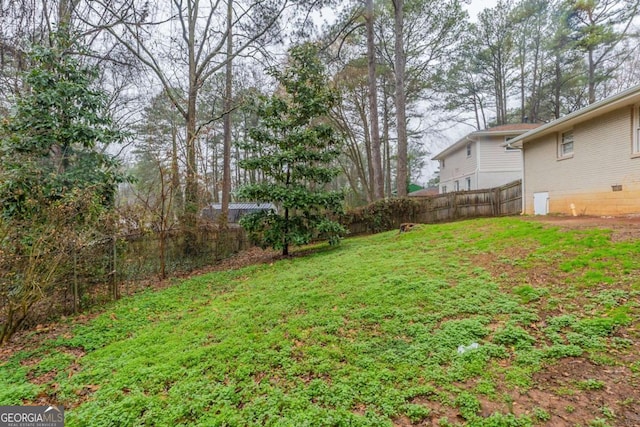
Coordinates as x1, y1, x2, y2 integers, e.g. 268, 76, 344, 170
506, 139, 525, 215
475, 138, 480, 190
519, 141, 525, 215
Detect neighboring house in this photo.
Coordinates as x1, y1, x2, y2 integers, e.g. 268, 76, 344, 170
408, 186, 439, 197
508, 84, 640, 216
432, 124, 540, 194
201, 203, 276, 223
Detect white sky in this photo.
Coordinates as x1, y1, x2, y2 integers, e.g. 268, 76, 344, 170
466, 0, 499, 21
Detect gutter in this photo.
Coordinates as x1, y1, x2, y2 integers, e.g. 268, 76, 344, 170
506, 83, 640, 148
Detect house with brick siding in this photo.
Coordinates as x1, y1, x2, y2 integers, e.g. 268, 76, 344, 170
508, 84, 640, 216
432, 124, 540, 194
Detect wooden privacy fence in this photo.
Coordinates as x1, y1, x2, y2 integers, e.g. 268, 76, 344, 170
414, 179, 522, 223
344, 180, 522, 235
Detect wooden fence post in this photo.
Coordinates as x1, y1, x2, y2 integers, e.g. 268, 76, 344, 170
73, 242, 78, 313
112, 236, 119, 300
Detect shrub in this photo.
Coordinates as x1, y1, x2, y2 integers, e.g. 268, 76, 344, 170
342, 198, 422, 234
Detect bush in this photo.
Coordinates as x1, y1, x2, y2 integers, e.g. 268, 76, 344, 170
0, 202, 96, 344
342, 198, 422, 234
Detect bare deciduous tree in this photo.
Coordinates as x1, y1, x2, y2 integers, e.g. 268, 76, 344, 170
365, 0, 383, 200
84, 0, 287, 252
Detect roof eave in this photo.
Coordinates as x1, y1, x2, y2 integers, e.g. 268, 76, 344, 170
432, 135, 474, 160
433, 127, 540, 160
508, 84, 640, 148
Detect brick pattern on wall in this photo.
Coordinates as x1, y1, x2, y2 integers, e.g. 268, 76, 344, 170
524, 107, 640, 215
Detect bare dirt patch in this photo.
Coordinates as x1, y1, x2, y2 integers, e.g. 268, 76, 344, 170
527, 214, 640, 242
527, 358, 640, 426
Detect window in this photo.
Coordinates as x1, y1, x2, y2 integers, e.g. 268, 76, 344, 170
442, 185, 447, 194
466, 177, 471, 191
559, 130, 574, 157
466, 142, 472, 157
505, 136, 519, 151
440, 158, 445, 168
454, 180, 460, 191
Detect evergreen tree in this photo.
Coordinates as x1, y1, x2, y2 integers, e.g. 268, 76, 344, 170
0, 33, 126, 343
238, 44, 345, 256
563, 0, 640, 104
0, 34, 126, 221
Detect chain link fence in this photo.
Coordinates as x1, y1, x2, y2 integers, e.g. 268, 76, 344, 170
1, 226, 250, 338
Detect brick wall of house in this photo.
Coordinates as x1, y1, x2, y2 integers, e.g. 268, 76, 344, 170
523, 106, 640, 215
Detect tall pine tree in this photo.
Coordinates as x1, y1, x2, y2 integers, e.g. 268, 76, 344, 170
238, 44, 345, 256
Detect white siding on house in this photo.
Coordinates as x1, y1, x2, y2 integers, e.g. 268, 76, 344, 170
478, 171, 523, 189
524, 107, 640, 215
478, 137, 522, 172
439, 142, 478, 192
634, 104, 640, 154
476, 135, 522, 189
435, 125, 538, 194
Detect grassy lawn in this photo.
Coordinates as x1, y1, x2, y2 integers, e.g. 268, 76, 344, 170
1, 217, 639, 426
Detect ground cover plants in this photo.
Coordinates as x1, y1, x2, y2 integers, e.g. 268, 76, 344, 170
1, 217, 639, 426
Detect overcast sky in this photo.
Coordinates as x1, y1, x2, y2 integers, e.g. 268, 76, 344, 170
466, 0, 498, 21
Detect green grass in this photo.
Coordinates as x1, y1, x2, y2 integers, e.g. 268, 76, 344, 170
1, 217, 639, 426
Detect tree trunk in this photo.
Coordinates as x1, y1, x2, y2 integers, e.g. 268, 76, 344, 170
382, 81, 392, 198
212, 142, 220, 203
520, 41, 526, 123
184, 3, 199, 255
393, 0, 408, 197
529, 43, 541, 123
184, 102, 198, 252
356, 97, 374, 203
366, 0, 383, 200
588, 49, 596, 104
473, 95, 481, 130
221, 0, 233, 225
283, 164, 291, 256
57, 0, 79, 30
554, 57, 561, 119
171, 123, 182, 216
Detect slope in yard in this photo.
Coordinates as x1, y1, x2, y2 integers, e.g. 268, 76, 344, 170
1, 217, 639, 426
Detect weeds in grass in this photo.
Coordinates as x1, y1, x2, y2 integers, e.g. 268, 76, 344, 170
577, 379, 605, 390
0, 218, 637, 425
588, 418, 611, 427
512, 285, 548, 304
600, 406, 615, 419
533, 407, 551, 421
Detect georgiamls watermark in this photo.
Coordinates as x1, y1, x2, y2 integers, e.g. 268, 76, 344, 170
0, 406, 64, 427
